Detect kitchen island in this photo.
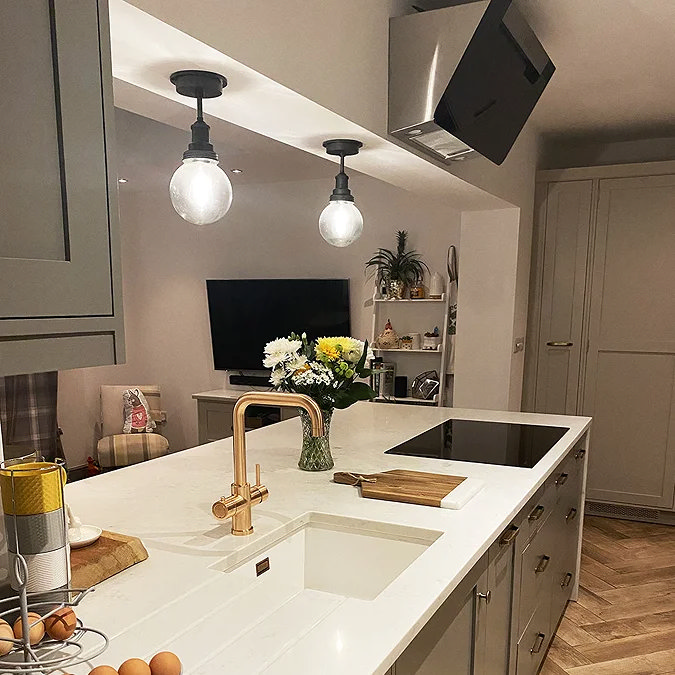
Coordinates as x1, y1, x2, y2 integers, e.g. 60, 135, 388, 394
64, 403, 590, 674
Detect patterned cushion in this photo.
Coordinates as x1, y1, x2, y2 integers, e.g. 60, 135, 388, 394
96, 433, 169, 468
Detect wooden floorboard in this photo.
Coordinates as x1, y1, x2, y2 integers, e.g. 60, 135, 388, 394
540, 516, 675, 674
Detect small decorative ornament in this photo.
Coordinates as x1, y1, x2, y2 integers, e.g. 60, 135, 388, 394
400, 335, 414, 350
423, 326, 442, 350
409, 285, 426, 299
429, 272, 444, 298
387, 279, 406, 300
375, 319, 400, 349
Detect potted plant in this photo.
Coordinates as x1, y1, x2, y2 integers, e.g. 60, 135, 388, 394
365, 230, 429, 299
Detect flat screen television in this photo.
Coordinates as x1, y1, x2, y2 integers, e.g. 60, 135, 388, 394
206, 279, 351, 371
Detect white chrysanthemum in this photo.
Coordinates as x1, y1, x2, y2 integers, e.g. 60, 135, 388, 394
343, 338, 366, 364
287, 355, 308, 371
263, 337, 302, 368
269, 369, 286, 386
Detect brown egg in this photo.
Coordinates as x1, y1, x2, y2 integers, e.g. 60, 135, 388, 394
89, 667, 119, 675
13, 612, 44, 645
119, 658, 151, 675
44, 606, 77, 641
0, 619, 15, 656
149, 651, 182, 675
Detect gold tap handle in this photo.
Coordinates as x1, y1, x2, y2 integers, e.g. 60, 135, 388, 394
256, 463, 261, 485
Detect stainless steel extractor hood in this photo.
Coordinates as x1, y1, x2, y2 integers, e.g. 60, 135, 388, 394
389, 0, 555, 165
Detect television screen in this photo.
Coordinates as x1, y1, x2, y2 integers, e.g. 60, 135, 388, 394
206, 279, 351, 371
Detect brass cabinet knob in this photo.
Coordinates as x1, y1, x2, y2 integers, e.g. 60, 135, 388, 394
477, 590, 491, 604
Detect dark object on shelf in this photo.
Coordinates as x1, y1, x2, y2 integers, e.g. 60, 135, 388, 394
411, 370, 440, 400
229, 374, 271, 387
394, 376, 408, 398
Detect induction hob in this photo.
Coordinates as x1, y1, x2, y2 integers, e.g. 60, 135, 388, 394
384, 419, 569, 468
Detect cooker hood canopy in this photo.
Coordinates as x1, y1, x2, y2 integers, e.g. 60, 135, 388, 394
389, 0, 555, 165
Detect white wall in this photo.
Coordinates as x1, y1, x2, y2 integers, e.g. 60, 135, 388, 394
58, 109, 460, 466
453, 209, 520, 410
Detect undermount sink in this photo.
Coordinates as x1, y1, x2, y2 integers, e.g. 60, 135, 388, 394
211, 512, 442, 601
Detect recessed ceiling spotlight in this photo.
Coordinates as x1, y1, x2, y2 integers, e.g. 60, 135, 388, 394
230, 168, 243, 174
118, 178, 128, 184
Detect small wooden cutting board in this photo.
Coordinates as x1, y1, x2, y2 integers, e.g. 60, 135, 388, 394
334, 469, 481, 509
70, 530, 148, 588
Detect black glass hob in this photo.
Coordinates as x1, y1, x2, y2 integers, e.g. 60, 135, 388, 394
384, 419, 569, 468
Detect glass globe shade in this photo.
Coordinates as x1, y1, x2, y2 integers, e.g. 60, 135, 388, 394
318, 200, 363, 247
169, 157, 233, 225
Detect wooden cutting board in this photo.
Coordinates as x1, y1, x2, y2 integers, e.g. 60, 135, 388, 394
334, 469, 471, 507
70, 530, 148, 588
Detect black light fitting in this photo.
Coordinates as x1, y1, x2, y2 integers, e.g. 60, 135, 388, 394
170, 70, 228, 160
323, 139, 363, 202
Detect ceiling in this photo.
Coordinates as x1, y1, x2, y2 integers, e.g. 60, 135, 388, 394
518, 0, 675, 140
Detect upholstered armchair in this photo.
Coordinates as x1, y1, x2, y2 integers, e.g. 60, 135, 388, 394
96, 385, 169, 469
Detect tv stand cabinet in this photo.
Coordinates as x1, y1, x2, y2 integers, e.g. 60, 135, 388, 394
192, 389, 299, 444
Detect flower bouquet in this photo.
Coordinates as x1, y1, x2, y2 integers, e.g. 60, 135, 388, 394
263, 333, 376, 470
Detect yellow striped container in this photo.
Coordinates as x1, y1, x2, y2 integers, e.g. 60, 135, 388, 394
0, 462, 67, 517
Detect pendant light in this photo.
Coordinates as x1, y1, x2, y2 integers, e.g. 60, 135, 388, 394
319, 139, 363, 247
169, 70, 232, 225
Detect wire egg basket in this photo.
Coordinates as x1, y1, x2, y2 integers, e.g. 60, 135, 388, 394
0, 460, 109, 672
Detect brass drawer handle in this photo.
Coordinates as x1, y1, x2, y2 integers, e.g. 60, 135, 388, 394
566, 508, 578, 522
535, 555, 551, 574
574, 448, 586, 460
499, 525, 519, 547
561, 572, 573, 588
530, 633, 546, 654
556, 473, 569, 486
546, 341, 573, 347
528, 505, 545, 521
477, 590, 492, 604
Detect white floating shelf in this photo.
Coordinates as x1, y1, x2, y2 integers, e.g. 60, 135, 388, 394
373, 348, 442, 354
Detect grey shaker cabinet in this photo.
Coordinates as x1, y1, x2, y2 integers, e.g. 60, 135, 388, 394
394, 555, 488, 675
394, 439, 587, 675
0, 0, 124, 375
526, 163, 675, 511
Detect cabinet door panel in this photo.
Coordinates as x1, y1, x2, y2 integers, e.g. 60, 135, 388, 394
396, 561, 487, 675
0, 0, 65, 261
0, 0, 115, 318
533, 181, 593, 414
395, 585, 475, 674
483, 535, 516, 674
584, 175, 675, 508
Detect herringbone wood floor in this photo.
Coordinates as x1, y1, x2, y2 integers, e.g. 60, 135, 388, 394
540, 516, 675, 675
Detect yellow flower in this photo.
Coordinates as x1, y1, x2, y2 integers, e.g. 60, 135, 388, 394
316, 337, 342, 361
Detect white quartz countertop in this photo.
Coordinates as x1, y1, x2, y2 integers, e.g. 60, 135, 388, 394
64, 403, 590, 674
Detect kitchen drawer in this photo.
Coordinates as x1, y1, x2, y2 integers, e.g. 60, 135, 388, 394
516, 598, 552, 675
552, 449, 583, 504
518, 514, 555, 636
550, 498, 581, 624
519, 484, 557, 543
